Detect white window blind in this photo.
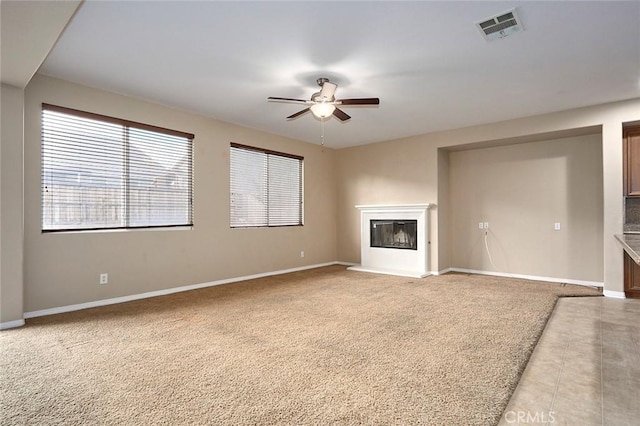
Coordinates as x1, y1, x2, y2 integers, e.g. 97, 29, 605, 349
41, 104, 194, 232
230, 143, 303, 227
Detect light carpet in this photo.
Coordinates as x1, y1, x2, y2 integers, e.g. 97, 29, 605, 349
0, 265, 601, 425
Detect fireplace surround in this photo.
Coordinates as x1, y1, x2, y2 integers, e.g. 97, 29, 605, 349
348, 204, 433, 278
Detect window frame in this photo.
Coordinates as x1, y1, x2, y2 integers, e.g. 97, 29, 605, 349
230, 142, 304, 228
41, 103, 195, 233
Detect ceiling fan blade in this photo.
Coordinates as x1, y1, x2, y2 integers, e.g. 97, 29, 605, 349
286, 108, 310, 120
337, 98, 380, 105
332, 108, 351, 121
268, 97, 310, 104
319, 82, 337, 101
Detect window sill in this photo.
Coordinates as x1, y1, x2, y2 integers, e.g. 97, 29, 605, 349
42, 226, 193, 235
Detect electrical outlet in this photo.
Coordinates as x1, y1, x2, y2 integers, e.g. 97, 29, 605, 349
300, 251, 305, 258
479, 222, 484, 229
99, 273, 108, 285
554, 222, 561, 230
484, 222, 489, 229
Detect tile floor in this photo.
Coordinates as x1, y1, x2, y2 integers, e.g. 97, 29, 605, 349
498, 296, 640, 425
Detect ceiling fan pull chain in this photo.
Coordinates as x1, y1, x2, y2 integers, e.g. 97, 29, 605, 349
321, 118, 325, 147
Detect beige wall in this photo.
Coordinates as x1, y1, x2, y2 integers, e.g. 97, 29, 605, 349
448, 135, 603, 282
336, 98, 640, 293
436, 148, 450, 271
10, 73, 640, 318
1, 84, 25, 325
23, 75, 337, 313
335, 136, 442, 270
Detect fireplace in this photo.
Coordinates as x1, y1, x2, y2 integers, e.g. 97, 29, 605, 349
370, 220, 417, 250
348, 204, 433, 278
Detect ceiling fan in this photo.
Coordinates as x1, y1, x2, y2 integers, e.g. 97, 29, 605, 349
267, 77, 380, 121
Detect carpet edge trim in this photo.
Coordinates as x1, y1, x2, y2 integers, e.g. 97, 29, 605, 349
496, 296, 562, 423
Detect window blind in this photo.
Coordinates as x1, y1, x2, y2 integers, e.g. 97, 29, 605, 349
41, 104, 194, 232
230, 143, 303, 227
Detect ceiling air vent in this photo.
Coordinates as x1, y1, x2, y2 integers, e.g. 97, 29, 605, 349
476, 8, 523, 41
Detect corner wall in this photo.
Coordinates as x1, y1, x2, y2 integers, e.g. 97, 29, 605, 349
448, 134, 603, 283
23, 74, 337, 313
336, 98, 640, 293
1, 84, 25, 327
335, 137, 441, 271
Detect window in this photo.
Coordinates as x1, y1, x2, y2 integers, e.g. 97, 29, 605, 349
230, 143, 303, 227
41, 104, 194, 232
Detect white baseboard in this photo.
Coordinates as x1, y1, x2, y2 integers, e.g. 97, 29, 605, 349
430, 268, 452, 276
603, 289, 626, 299
23, 261, 343, 320
16, 262, 619, 322
0, 319, 25, 330
347, 265, 431, 278
335, 261, 357, 266
448, 267, 604, 289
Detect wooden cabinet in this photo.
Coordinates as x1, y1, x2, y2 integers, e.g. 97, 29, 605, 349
623, 126, 640, 196
623, 252, 640, 299
623, 125, 640, 298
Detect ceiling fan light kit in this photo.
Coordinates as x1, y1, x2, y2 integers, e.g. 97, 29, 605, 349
268, 77, 380, 122
309, 103, 336, 119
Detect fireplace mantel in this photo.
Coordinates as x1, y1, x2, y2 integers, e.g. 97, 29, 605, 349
348, 203, 434, 278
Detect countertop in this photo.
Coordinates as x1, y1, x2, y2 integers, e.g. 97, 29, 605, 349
615, 234, 640, 264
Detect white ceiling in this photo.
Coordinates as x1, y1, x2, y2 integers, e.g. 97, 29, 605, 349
0, 0, 81, 88
35, 1, 640, 149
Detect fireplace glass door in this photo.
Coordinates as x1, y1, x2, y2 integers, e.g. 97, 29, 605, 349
370, 219, 417, 250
